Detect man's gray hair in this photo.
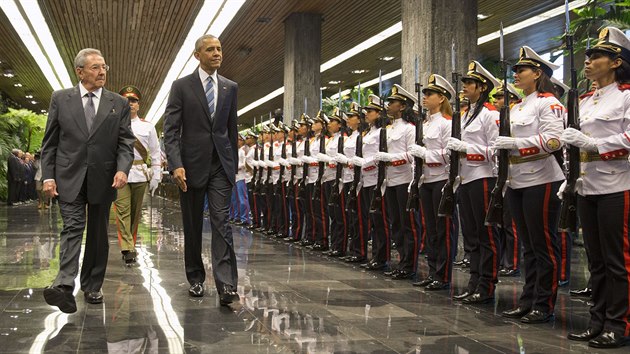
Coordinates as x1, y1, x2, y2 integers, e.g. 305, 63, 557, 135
74, 48, 103, 68
194, 34, 219, 52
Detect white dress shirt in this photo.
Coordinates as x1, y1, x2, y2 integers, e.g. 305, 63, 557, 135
79, 82, 102, 113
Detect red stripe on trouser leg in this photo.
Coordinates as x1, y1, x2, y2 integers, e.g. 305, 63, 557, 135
381, 198, 390, 260
542, 183, 558, 310
561, 231, 567, 281
357, 193, 365, 257
282, 185, 288, 235
512, 219, 518, 269
340, 191, 348, 251
294, 185, 301, 239
309, 189, 316, 241
320, 187, 327, 244
409, 211, 419, 271
483, 178, 498, 295
444, 216, 451, 283
420, 209, 426, 251
623, 191, 630, 336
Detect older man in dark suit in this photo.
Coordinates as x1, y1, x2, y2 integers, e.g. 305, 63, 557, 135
41, 48, 135, 313
163, 34, 239, 305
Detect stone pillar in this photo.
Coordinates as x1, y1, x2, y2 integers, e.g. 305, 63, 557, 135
283, 13, 321, 123
401, 0, 478, 95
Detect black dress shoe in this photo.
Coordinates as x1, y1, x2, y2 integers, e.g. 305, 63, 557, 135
498, 268, 520, 277
502, 307, 531, 319
391, 270, 414, 280
122, 251, 136, 265
364, 261, 387, 271
462, 292, 494, 304
412, 277, 434, 287
312, 243, 328, 251
568, 328, 601, 341
328, 250, 345, 257
43, 286, 77, 313
569, 287, 592, 298
383, 269, 399, 277
453, 291, 473, 301
188, 283, 204, 297
425, 281, 450, 290
520, 309, 554, 324
219, 286, 240, 306
589, 330, 630, 348
345, 256, 367, 263
84, 290, 104, 304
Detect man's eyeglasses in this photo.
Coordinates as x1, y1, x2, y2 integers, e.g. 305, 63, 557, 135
79, 64, 110, 72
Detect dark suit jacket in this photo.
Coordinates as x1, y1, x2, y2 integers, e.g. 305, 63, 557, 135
40, 86, 135, 204
163, 70, 239, 188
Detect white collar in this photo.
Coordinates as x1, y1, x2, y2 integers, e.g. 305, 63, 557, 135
198, 67, 218, 85
79, 82, 102, 98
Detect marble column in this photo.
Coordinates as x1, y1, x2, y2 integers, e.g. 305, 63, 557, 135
283, 13, 321, 123
401, 0, 478, 95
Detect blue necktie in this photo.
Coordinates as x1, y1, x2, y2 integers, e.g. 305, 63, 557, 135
205, 78, 215, 122
84, 92, 95, 132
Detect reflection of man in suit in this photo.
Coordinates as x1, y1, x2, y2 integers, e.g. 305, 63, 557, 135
41, 48, 135, 313
163, 34, 239, 305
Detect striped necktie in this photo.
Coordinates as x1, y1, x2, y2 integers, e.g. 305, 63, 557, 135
84, 92, 96, 132
205, 77, 215, 122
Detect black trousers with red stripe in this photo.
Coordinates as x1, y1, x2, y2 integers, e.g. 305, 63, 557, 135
506, 181, 561, 314
304, 183, 315, 242
557, 230, 572, 283
458, 177, 500, 296
578, 191, 630, 336
363, 186, 390, 263
247, 182, 258, 227
312, 182, 330, 246
348, 185, 369, 259
255, 189, 267, 229
273, 182, 289, 236
289, 183, 304, 240
386, 184, 421, 273
420, 180, 456, 283
499, 201, 521, 271
329, 183, 349, 253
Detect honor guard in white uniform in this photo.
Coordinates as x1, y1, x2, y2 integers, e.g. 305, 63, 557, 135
409, 74, 456, 290
446, 61, 501, 304
292, 115, 311, 244
114, 85, 161, 265
494, 46, 566, 324
351, 95, 391, 269
282, 120, 301, 242
322, 108, 348, 257
245, 131, 258, 228
563, 27, 630, 348
374, 85, 422, 280
230, 133, 250, 225
256, 126, 272, 232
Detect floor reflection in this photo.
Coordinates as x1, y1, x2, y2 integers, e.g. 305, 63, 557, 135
0, 197, 625, 353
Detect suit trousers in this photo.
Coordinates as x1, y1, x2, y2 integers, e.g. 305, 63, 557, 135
114, 182, 147, 252
53, 178, 111, 292
420, 180, 456, 283
506, 181, 561, 313
179, 151, 237, 292
578, 191, 630, 336
329, 183, 348, 253
458, 178, 500, 296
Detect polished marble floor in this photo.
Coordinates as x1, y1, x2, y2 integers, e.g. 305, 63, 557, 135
0, 197, 623, 353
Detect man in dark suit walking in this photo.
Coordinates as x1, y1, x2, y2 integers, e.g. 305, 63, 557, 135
163, 34, 239, 306
40, 48, 135, 313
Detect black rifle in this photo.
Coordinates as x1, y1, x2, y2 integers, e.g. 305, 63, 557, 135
312, 131, 326, 201
437, 73, 461, 217
298, 124, 312, 201
329, 129, 345, 206
265, 131, 274, 196
558, 23, 580, 232
369, 100, 388, 214
345, 109, 364, 213
406, 82, 424, 211
485, 26, 511, 226
276, 129, 287, 196
252, 135, 260, 196
287, 135, 297, 199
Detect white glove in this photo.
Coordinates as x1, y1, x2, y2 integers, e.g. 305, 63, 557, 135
277, 158, 289, 167
270, 161, 280, 168
446, 137, 469, 152
254, 161, 263, 168
562, 128, 598, 151
334, 154, 349, 164
149, 179, 159, 196
288, 157, 302, 166
556, 178, 583, 200
264, 161, 273, 168
350, 156, 366, 167
374, 152, 395, 162
492, 136, 518, 150
316, 153, 333, 163
301, 156, 317, 164
409, 144, 427, 159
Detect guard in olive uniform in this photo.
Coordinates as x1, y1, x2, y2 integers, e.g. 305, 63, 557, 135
114, 86, 161, 264
563, 27, 630, 348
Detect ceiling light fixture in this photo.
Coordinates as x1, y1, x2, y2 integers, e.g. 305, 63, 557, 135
145, 0, 247, 124
350, 69, 368, 74
3, 70, 15, 78
378, 56, 395, 61
328, 80, 341, 85
477, 14, 492, 21
30, 100, 37, 104
25, 94, 33, 99
14, 83, 23, 87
